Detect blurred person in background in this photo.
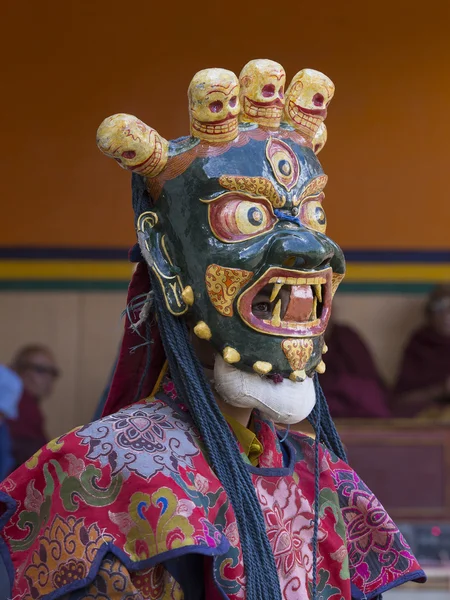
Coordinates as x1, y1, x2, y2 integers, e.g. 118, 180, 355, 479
320, 313, 391, 418
0, 365, 22, 480
393, 284, 450, 417
8, 344, 59, 467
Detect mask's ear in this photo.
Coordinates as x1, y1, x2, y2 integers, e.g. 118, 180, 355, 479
137, 211, 188, 316
132, 173, 189, 316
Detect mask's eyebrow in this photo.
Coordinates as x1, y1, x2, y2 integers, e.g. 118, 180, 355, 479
219, 175, 285, 208
297, 174, 328, 203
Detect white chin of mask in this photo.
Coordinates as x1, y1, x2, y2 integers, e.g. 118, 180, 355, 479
213, 355, 316, 425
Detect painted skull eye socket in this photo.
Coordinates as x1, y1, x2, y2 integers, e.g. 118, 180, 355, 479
278, 87, 284, 99
300, 194, 327, 233
229, 96, 237, 108
207, 193, 277, 243
313, 93, 325, 107
262, 84, 275, 97
209, 100, 224, 113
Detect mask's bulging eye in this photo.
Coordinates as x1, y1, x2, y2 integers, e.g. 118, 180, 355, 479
300, 193, 327, 233
207, 193, 277, 243
235, 202, 267, 233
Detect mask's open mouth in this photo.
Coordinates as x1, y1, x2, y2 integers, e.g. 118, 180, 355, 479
288, 102, 326, 133
192, 114, 238, 136
244, 96, 284, 119
237, 267, 332, 337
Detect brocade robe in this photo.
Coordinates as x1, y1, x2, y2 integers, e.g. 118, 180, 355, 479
0, 384, 424, 599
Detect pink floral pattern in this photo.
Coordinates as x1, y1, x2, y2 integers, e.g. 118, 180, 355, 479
66, 453, 85, 477
23, 480, 44, 513
194, 473, 209, 494
255, 477, 326, 600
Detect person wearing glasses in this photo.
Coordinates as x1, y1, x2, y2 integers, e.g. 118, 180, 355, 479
8, 344, 60, 468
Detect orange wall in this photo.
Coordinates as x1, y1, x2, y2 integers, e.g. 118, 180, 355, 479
1, 1, 449, 249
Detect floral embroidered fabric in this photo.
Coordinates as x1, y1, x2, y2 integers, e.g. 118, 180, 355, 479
0, 388, 424, 600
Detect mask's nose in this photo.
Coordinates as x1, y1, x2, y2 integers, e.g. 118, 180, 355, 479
266, 229, 334, 270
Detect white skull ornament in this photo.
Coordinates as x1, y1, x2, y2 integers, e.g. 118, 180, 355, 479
96, 114, 168, 177
188, 69, 240, 142
239, 59, 286, 128
284, 69, 335, 143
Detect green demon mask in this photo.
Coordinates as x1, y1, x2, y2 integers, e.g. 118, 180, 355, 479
97, 60, 345, 382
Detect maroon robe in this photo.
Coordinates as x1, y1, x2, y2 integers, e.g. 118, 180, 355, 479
7, 389, 48, 469
393, 326, 450, 416
320, 324, 390, 418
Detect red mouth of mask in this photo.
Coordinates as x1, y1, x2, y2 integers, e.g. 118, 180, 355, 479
237, 267, 332, 337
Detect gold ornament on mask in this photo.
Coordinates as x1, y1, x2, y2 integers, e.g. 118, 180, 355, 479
194, 321, 212, 340
223, 347, 241, 364
289, 370, 307, 382
253, 361, 273, 375
315, 360, 326, 374
182, 286, 194, 306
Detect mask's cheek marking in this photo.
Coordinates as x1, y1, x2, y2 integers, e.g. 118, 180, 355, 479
332, 272, 345, 297
282, 338, 314, 371
205, 264, 253, 317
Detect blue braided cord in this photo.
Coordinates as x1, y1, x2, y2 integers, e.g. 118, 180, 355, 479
150, 272, 282, 600
315, 376, 347, 462
311, 386, 322, 600
307, 374, 349, 600
308, 376, 347, 463
274, 209, 302, 226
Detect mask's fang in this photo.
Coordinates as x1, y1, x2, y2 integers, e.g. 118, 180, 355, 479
313, 283, 322, 303
311, 296, 318, 320
272, 299, 282, 327
270, 282, 283, 303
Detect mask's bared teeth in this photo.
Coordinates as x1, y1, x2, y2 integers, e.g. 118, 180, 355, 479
311, 296, 318, 320
272, 299, 282, 327
313, 284, 322, 303
270, 282, 283, 303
